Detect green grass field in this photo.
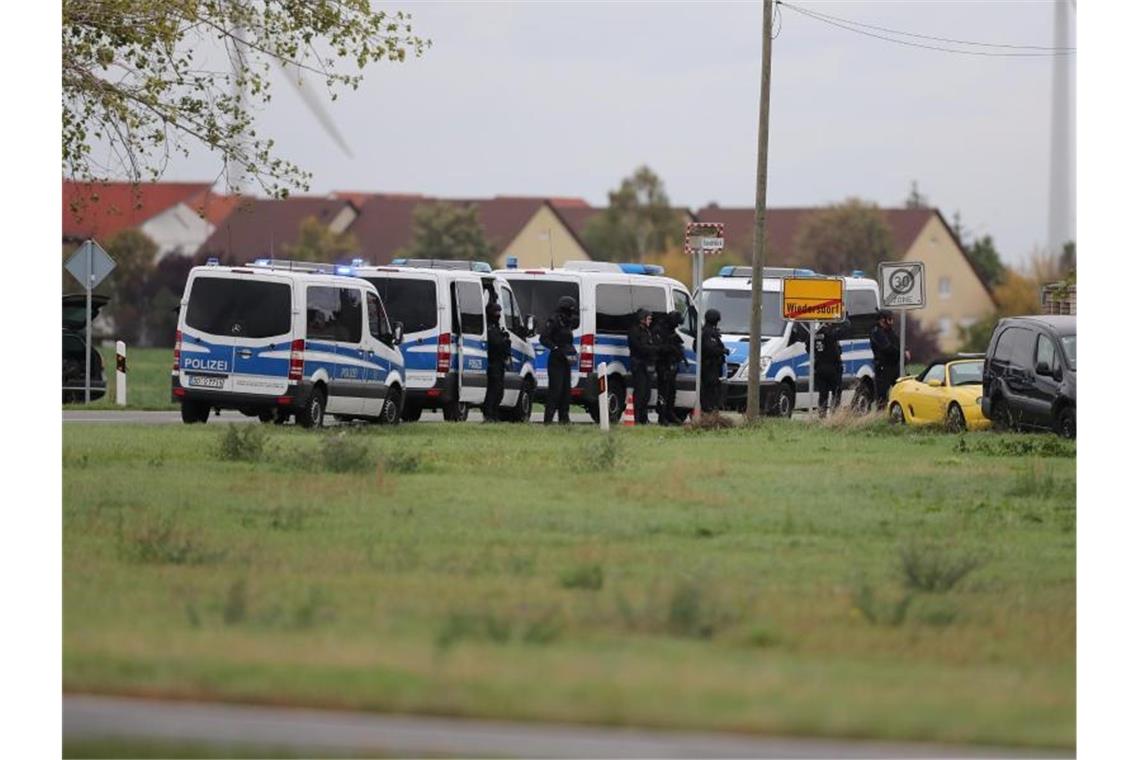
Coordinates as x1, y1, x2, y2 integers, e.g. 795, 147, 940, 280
62, 418, 1076, 749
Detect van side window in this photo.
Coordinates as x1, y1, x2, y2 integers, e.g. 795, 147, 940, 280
632, 285, 668, 319
363, 277, 437, 334
1035, 334, 1058, 373
596, 284, 633, 335
307, 286, 362, 343
672, 289, 694, 335
454, 281, 484, 335
501, 288, 522, 334
366, 292, 388, 340
994, 326, 1033, 369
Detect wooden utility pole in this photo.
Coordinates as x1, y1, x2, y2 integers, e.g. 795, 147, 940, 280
746, 0, 774, 420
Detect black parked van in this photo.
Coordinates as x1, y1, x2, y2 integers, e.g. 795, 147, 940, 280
980, 315, 1076, 438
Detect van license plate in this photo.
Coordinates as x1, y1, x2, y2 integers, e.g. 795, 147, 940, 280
188, 375, 225, 389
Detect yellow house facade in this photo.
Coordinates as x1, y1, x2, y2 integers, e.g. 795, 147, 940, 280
899, 213, 996, 352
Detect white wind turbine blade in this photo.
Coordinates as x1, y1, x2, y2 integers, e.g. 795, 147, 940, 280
279, 61, 354, 159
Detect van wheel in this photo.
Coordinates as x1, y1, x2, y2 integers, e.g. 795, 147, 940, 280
378, 388, 403, 425
273, 409, 291, 425
401, 403, 423, 422
443, 400, 468, 422
605, 376, 625, 424
509, 384, 533, 423
180, 400, 211, 424
946, 403, 966, 433
770, 382, 794, 418
296, 387, 326, 429
852, 381, 874, 415
1056, 406, 1076, 439
889, 402, 905, 425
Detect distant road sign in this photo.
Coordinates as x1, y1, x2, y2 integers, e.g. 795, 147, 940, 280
684, 222, 725, 256
66, 240, 116, 289
878, 261, 926, 309
782, 277, 844, 321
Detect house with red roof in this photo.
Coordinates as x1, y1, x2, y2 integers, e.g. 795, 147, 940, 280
196, 197, 359, 262
63, 180, 239, 261
694, 204, 996, 351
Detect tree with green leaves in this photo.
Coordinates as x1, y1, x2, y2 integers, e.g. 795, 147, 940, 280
963, 234, 1006, 289
283, 216, 359, 262
792, 199, 894, 274
400, 203, 494, 262
102, 228, 159, 345
582, 166, 682, 262
63, 1, 429, 196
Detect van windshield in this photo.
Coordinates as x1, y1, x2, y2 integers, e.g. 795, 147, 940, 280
1060, 335, 1076, 368
703, 289, 785, 337
508, 279, 580, 329
186, 277, 291, 338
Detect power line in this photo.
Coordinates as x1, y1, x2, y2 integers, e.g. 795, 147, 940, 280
779, 1, 1076, 58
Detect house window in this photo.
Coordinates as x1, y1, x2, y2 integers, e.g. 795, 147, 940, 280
938, 276, 951, 299
939, 317, 952, 336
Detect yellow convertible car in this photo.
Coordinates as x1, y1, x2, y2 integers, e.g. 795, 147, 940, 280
888, 355, 990, 432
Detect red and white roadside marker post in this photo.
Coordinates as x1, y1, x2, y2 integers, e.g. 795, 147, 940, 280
115, 341, 127, 406
597, 361, 610, 432
685, 222, 725, 422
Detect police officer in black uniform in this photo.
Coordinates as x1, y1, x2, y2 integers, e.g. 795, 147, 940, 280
870, 309, 905, 410
653, 310, 685, 425
700, 308, 728, 413
483, 302, 511, 422
813, 319, 846, 416
540, 295, 578, 424
627, 308, 658, 424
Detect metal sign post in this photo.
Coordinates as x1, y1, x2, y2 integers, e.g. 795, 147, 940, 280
65, 239, 116, 404
808, 321, 817, 416
877, 261, 926, 379
684, 223, 724, 421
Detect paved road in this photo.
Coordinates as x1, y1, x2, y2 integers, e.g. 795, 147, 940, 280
62, 409, 598, 425
62, 695, 1068, 759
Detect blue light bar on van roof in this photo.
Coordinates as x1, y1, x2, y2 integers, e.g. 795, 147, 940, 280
391, 258, 407, 265
206, 257, 219, 266
851, 269, 865, 278
351, 258, 365, 267
506, 256, 518, 269
718, 266, 816, 278
335, 265, 354, 275
618, 263, 665, 275
253, 259, 269, 266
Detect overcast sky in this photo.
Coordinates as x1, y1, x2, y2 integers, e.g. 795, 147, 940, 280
153, 0, 1076, 267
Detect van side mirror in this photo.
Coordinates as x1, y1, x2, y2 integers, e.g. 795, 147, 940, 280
391, 322, 404, 346
525, 314, 535, 337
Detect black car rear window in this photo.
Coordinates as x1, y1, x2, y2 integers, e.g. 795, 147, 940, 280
363, 277, 437, 334
186, 277, 291, 338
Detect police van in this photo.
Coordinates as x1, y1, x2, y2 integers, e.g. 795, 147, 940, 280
172, 260, 406, 427
701, 267, 881, 416
497, 261, 698, 423
354, 261, 537, 422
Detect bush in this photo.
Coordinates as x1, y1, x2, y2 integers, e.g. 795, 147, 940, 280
382, 450, 423, 474
216, 423, 268, 462
574, 435, 620, 473
899, 542, 984, 593
560, 563, 604, 591
318, 432, 372, 473
119, 514, 218, 565
853, 581, 913, 627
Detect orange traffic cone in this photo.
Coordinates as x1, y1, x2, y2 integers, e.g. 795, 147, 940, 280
622, 389, 636, 427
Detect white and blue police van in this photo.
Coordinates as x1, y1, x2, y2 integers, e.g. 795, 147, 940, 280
701, 266, 882, 416
354, 260, 537, 422
497, 260, 698, 423
172, 259, 406, 428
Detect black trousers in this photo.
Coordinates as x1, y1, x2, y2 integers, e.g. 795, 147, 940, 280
816, 371, 841, 415
656, 363, 678, 422
875, 364, 898, 409
484, 364, 505, 421
545, 355, 571, 424
700, 373, 722, 413
632, 362, 652, 424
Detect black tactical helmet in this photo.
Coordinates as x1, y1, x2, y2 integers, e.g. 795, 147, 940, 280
557, 296, 577, 313
877, 309, 893, 321
706, 308, 721, 325
487, 302, 502, 316
666, 310, 683, 328
635, 308, 651, 322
